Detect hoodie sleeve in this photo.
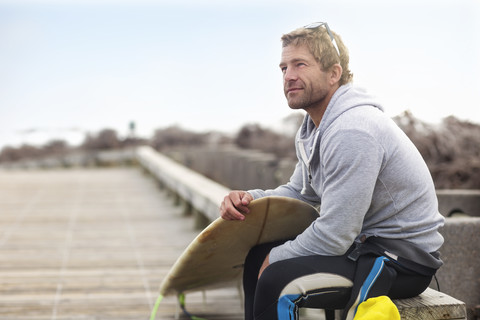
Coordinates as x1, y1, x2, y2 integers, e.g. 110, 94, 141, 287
248, 157, 320, 206
269, 128, 385, 262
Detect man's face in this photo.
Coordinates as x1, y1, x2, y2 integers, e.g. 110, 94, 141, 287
279, 44, 330, 111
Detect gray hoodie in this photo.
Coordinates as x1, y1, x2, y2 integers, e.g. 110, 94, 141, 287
248, 83, 445, 264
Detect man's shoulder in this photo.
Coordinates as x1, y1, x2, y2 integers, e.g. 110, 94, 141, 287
329, 105, 387, 132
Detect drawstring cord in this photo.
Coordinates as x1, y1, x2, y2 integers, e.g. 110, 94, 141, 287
298, 129, 321, 194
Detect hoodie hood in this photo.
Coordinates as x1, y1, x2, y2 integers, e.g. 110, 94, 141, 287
299, 83, 385, 140
297, 83, 384, 194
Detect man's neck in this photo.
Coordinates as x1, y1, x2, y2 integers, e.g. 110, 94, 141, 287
307, 85, 339, 127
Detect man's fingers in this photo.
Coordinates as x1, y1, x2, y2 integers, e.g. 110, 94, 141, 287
220, 191, 251, 220
241, 192, 253, 206
221, 199, 244, 220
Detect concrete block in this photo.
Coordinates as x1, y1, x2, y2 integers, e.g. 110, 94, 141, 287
437, 190, 480, 217
433, 216, 480, 319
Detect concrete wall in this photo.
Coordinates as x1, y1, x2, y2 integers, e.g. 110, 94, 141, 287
165, 145, 296, 190
434, 217, 480, 319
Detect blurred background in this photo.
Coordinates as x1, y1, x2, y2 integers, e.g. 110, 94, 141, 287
1, 0, 479, 145
1, 0, 479, 188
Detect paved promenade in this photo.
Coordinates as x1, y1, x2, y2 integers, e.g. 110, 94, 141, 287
0, 168, 248, 320
0, 167, 327, 320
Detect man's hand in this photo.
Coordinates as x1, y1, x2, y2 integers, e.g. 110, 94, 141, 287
220, 190, 253, 221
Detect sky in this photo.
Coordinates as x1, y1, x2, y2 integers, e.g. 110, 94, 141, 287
1, 0, 479, 149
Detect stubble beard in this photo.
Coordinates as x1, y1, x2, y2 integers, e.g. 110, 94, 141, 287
285, 86, 327, 112
285, 83, 309, 110
287, 95, 309, 110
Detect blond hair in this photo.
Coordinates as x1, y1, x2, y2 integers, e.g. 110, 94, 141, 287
281, 26, 353, 85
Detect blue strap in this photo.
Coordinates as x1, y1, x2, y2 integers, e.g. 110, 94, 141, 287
355, 256, 390, 316
277, 294, 301, 320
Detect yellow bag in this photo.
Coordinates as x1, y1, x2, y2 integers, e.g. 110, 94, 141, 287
354, 296, 400, 320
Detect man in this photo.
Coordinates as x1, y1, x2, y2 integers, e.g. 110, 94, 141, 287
220, 22, 444, 320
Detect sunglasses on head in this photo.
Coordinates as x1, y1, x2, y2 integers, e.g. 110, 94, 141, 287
304, 22, 340, 57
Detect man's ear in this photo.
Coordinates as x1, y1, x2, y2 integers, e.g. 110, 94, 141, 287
330, 64, 343, 85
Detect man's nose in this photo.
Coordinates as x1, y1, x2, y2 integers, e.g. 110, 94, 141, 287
284, 68, 298, 82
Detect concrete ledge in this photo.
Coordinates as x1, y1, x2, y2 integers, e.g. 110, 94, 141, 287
437, 189, 480, 217
303, 288, 466, 319
394, 288, 466, 320
136, 146, 230, 222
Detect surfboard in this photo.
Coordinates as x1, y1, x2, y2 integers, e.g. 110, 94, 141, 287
158, 196, 319, 297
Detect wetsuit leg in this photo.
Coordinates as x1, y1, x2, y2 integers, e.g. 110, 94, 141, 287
246, 248, 356, 320
244, 245, 432, 320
